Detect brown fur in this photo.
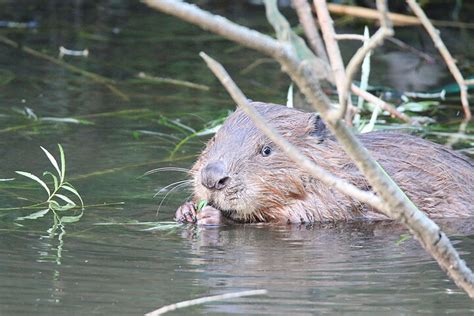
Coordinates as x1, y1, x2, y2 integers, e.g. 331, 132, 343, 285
190, 102, 474, 223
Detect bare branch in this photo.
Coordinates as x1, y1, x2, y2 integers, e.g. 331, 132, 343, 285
313, 0, 348, 113
327, 2, 474, 29
406, 0, 471, 121
337, 0, 394, 121
146, 289, 267, 316
334, 34, 365, 41
292, 0, 328, 62
200, 51, 386, 212
351, 85, 413, 123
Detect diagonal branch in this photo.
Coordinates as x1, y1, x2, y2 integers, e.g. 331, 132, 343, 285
336, 0, 393, 121
200, 52, 385, 212
406, 0, 471, 121
292, 0, 329, 63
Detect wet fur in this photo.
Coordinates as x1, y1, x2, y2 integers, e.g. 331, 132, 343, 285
190, 102, 474, 223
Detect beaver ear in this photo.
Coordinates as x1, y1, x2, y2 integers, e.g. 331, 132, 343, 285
308, 114, 327, 143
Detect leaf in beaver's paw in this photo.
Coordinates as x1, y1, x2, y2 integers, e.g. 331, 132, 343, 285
197, 199, 208, 212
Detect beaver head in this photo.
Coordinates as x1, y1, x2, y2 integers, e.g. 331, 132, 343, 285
190, 102, 327, 222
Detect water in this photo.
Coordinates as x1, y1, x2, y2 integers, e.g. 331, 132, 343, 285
0, 1, 473, 314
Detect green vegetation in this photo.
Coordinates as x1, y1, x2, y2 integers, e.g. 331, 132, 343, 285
10, 144, 84, 224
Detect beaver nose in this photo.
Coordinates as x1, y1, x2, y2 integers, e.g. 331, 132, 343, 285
201, 161, 230, 190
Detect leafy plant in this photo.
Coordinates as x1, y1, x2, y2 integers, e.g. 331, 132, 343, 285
14, 144, 84, 224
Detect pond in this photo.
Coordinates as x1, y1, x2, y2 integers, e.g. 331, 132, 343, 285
0, 0, 473, 314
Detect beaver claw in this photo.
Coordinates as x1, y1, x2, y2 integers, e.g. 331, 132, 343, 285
175, 202, 197, 223
175, 202, 226, 226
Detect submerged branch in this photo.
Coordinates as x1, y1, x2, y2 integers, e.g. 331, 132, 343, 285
146, 289, 267, 316
406, 0, 471, 121
0, 36, 129, 101
135, 72, 210, 91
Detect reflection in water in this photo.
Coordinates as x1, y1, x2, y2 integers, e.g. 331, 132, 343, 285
176, 220, 474, 315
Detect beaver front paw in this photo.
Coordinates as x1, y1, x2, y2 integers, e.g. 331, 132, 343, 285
175, 203, 226, 226
175, 201, 197, 223
196, 205, 226, 226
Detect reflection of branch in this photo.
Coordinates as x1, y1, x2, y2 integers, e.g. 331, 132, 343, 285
292, 0, 328, 62
406, 0, 471, 121
144, 0, 474, 298
0, 36, 129, 101
201, 52, 385, 211
338, 0, 393, 120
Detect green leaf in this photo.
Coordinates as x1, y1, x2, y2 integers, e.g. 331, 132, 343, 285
197, 199, 208, 212
49, 200, 74, 211
397, 101, 439, 113
58, 144, 65, 183
55, 194, 76, 207
15, 171, 51, 196
395, 233, 412, 246
286, 83, 293, 108
43, 171, 59, 190
40, 146, 61, 178
60, 211, 83, 223
62, 183, 84, 209
16, 209, 50, 221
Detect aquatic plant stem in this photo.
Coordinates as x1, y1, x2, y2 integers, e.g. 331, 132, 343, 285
146, 289, 267, 316
0, 36, 129, 101
406, 0, 471, 121
144, 0, 474, 297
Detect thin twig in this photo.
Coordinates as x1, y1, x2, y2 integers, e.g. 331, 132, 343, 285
336, 34, 436, 64
292, 0, 328, 62
337, 0, 393, 121
0, 36, 129, 101
406, 0, 471, 121
200, 52, 385, 211
145, 289, 267, 316
351, 85, 413, 123
240, 58, 276, 74
334, 34, 365, 41
464, 79, 474, 86
386, 37, 436, 63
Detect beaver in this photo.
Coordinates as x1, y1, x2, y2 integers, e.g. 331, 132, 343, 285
175, 102, 474, 225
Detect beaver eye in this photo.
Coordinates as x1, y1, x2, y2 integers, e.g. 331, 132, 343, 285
261, 145, 272, 157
